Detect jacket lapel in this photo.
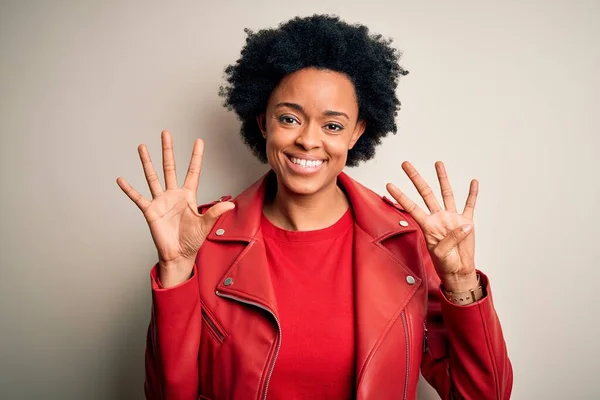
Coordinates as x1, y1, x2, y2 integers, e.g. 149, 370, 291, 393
205, 171, 279, 316
336, 172, 423, 387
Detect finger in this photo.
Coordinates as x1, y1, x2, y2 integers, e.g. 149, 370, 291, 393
402, 161, 442, 213
386, 183, 428, 226
138, 144, 164, 199
434, 224, 473, 260
116, 177, 151, 212
161, 130, 178, 189
202, 201, 236, 225
183, 139, 204, 192
435, 161, 457, 213
462, 179, 479, 219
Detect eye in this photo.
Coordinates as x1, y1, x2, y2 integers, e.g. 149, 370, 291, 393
278, 115, 299, 125
325, 123, 344, 132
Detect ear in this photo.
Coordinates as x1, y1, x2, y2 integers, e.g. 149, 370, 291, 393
348, 119, 366, 150
256, 114, 267, 139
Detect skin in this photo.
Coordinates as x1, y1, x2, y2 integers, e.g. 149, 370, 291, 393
387, 162, 480, 292
117, 67, 480, 293
257, 67, 366, 231
116, 132, 236, 288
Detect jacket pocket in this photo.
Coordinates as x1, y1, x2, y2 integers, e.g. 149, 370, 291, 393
201, 307, 226, 345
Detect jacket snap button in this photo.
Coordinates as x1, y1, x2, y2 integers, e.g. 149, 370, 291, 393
399, 220, 409, 227
215, 228, 225, 236
224, 277, 233, 286
406, 275, 416, 285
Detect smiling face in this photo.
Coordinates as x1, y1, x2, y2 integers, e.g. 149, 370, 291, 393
257, 67, 366, 196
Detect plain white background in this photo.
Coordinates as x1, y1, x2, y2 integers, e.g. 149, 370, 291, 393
1, 0, 598, 398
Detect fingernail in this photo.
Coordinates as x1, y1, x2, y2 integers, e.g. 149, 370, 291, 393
462, 225, 473, 233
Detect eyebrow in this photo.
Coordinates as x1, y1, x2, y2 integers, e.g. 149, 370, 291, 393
275, 102, 350, 120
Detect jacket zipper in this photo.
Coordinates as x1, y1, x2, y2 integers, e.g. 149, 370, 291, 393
400, 311, 409, 400
423, 321, 428, 353
215, 290, 281, 400
201, 308, 225, 344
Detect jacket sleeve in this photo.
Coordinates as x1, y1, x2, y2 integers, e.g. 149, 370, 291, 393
144, 199, 230, 399
145, 262, 201, 400
419, 235, 513, 400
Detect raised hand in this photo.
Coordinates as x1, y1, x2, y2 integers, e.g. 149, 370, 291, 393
386, 161, 479, 292
116, 130, 235, 288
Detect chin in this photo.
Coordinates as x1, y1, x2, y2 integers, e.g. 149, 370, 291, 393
280, 174, 326, 196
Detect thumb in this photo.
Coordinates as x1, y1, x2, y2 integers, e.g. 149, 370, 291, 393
434, 225, 472, 258
202, 201, 235, 226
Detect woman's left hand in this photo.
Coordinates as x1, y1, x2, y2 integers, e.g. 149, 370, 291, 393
386, 161, 479, 293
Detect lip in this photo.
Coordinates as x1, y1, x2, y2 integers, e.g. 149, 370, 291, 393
284, 154, 326, 175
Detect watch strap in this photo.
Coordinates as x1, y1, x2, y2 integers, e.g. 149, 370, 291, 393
442, 274, 484, 305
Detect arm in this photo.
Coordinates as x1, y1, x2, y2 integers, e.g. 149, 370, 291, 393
116, 131, 233, 399
419, 236, 513, 399
145, 263, 201, 400
145, 200, 227, 399
385, 161, 513, 398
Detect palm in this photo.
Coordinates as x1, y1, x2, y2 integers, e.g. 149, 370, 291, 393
145, 188, 206, 263
420, 210, 475, 275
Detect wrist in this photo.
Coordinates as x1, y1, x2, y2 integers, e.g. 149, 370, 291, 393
440, 271, 478, 293
441, 272, 485, 306
158, 258, 195, 289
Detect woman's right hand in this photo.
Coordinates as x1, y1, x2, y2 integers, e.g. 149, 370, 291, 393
116, 130, 235, 288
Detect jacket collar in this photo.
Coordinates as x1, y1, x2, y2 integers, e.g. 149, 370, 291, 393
206, 169, 415, 244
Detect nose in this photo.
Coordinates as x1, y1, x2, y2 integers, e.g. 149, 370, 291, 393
294, 123, 321, 150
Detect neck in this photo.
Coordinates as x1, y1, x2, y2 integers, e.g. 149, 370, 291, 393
263, 173, 350, 231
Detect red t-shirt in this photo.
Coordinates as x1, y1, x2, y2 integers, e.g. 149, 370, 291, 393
261, 208, 355, 399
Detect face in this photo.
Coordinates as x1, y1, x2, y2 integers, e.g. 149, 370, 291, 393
257, 67, 366, 196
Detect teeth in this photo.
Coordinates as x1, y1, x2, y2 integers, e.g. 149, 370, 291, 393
290, 157, 324, 168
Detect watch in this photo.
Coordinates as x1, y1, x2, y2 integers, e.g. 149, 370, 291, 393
442, 274, 484, 305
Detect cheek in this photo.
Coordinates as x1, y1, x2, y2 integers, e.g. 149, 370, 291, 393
324, 137, 352, 159
265, 131, 282, 150
267, 123, 299, 144
264, 127, 292, 156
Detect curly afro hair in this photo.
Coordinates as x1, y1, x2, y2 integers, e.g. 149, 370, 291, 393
219, 14, 408, 167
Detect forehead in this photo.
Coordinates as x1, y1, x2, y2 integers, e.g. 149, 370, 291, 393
268, 68, 358, 113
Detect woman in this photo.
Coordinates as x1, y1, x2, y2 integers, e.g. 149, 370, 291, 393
117, 15, 512, 400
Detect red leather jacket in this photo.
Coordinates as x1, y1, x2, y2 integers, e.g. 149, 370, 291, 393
144, 170, 513, 400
